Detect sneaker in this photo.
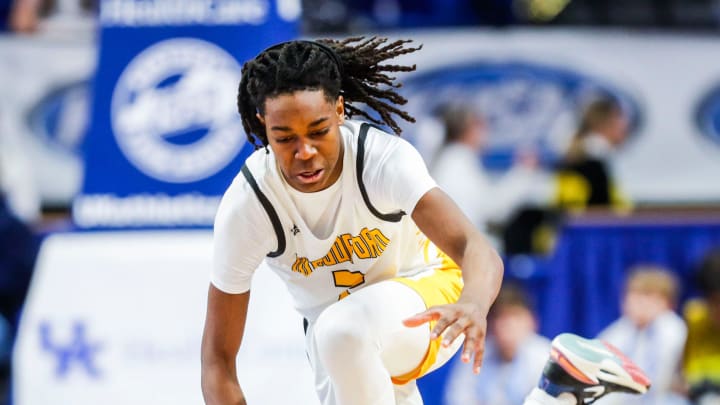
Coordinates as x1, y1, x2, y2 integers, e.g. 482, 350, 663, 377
538, 333, 651, 404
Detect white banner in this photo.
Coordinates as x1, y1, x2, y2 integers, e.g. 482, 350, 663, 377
0, 34, 94, 221
392, 29, 720, 203
2, 28, 720, 218
14, 231, 319, 405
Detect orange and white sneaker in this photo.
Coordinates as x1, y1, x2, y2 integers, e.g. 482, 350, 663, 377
538, 333, 651, 404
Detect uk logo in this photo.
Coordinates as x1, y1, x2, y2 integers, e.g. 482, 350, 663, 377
39, 321, 103, 379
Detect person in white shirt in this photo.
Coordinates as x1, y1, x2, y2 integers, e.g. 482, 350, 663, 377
598, 266, 688, 405
445, 284, 550, 405
430, 105, 542, 237
200, 37, 650, 405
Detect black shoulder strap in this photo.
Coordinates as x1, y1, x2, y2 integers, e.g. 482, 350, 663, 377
241, 164, 286, 258
356, 123, 406, 223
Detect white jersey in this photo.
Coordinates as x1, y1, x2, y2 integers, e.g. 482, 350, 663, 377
212, 120, 451, 322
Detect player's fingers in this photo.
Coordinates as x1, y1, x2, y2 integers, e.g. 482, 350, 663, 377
471, 330, 486, 374
441, 316, 471, 348
402, 309, 441, 327
460, 335, 477, 363
429, 310, 460, 339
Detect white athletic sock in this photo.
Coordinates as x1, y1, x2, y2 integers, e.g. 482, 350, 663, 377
523, 387, 577, 405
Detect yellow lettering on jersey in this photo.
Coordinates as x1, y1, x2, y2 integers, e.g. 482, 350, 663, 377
370, 227, 390, 247
362, 227, 389, 257
339, 233, 354, 263
291, 256, 313, 277
288, 228, 391, 277
352, 235, 371, 259
321, 251, 337, 266
330, 238, 352, 265
332, 269, 365, 288
333, 269, 366, 300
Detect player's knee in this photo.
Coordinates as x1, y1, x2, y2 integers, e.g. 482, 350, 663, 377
314, 303, 372, 361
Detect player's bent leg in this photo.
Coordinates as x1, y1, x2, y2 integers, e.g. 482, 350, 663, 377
391, 266, 465, 383
310, 280, 435, 405
523, 333, 651, 405
393, 380, 423, 405
310, 296, 396, 405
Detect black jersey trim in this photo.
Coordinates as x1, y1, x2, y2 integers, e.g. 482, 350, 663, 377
241, 164, 286, 258
356, 123, 406, 223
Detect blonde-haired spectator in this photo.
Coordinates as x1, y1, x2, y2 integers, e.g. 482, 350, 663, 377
598, 266, 688, 405
555, 97, 631, 212
430, 104, 544, 245
444, 283, 550, 405
683, 248, 720, 404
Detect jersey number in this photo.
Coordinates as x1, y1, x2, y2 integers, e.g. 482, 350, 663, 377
332, 270, 366, 300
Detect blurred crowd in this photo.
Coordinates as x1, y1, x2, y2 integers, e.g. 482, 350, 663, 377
443, 251, 720, 405
0, 0, 95, 34
430, 97, 631, 255
1, 2, 720, 405
0, 2, 714, 247
425, 91, 720, 404
0, 2, 96, 403
301, 0, 720, 33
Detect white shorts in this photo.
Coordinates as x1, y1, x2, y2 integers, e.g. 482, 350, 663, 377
304, 265, 464, 405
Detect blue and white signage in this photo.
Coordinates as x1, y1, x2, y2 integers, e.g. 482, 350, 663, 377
401, 62, 641, 170
73, 0, 299, 228
110, 38, 245, 183
695, 83, 720, 148
14, 231, 316, 405
39, 320, 103, 380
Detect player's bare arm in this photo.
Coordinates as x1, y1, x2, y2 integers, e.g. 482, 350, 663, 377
404, 187, 504, 374
201, 286, 250, 405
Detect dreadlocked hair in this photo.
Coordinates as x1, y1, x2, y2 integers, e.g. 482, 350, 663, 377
238, 36, 422, 148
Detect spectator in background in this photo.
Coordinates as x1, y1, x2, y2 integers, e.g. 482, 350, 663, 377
0, 195, 39, 404
5, 0, 43, 33
0, 100, 41, 223
430, 104, 542, 244
597, 266, 687, 405
444, 283, 550, 405
0, 88, 41, 405
0, 0, 11, 30
554, 97, 630, 212
683, 248, 720, 403
504, 97, 631, 255
3, 0, 95, 34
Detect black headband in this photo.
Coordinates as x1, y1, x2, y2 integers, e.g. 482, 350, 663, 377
259, 40, 344, 81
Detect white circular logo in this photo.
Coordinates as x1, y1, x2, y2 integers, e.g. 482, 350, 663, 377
111, 38, 245, 183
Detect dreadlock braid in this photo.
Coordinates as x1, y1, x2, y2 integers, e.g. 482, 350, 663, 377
238, 36, 422, 148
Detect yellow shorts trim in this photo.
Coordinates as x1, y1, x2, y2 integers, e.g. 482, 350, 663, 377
390, 261, 463, 385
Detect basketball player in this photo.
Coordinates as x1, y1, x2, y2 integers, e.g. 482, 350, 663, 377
201, 37, 650, 405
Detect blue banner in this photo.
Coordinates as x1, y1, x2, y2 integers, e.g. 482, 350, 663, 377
74, 0, 299, 228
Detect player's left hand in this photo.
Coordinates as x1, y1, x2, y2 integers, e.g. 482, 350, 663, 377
403, 301, 488, 374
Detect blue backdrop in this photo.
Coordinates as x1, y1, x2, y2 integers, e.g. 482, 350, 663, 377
74, 0, 298, 229
418, 218, 720, 404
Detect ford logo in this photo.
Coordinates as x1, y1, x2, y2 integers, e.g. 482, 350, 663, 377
696, 84, 720, 146
28, 80, 90, 155
400, 61, 642, 170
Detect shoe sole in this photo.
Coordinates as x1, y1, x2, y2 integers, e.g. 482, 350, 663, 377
550, 333, 650, 395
